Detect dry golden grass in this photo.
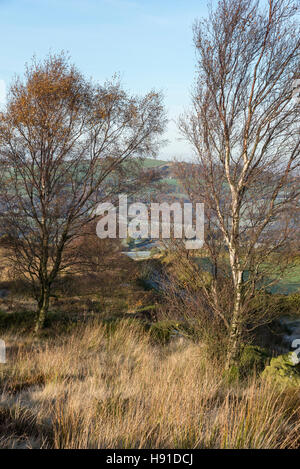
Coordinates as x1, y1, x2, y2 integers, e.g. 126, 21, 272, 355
1, 320, 300, 449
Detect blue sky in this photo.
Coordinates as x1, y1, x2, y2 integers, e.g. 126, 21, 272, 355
0, 0, 208, 159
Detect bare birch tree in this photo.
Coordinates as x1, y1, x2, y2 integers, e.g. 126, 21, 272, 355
178, 0, 300, 366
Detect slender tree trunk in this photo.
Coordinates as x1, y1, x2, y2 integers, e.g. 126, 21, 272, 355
225, 241, 244, 369
225, 304, 242, 369
225, 272, 243, 369
35, 284, 50, 333
34, 240, 64, 334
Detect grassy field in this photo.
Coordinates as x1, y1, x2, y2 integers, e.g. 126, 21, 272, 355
270, 265, 300, 294
194, 256, 300, 295
0, 245, 299, 449
1, 319, 300, 449
142, 158, 169, 168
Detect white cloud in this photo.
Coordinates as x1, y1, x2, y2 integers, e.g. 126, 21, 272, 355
0, 80, 6, 104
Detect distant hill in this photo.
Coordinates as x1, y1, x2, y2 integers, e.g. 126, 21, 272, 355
142, 158, 169, 168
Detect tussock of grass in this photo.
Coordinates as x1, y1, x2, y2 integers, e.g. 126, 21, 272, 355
1, 320, 300, 449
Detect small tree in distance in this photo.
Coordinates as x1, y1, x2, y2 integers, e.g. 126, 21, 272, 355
0, 53, 166, 332
178, 0, 300, 367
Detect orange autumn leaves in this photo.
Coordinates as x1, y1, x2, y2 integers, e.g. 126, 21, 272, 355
7, 54, 86, 135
